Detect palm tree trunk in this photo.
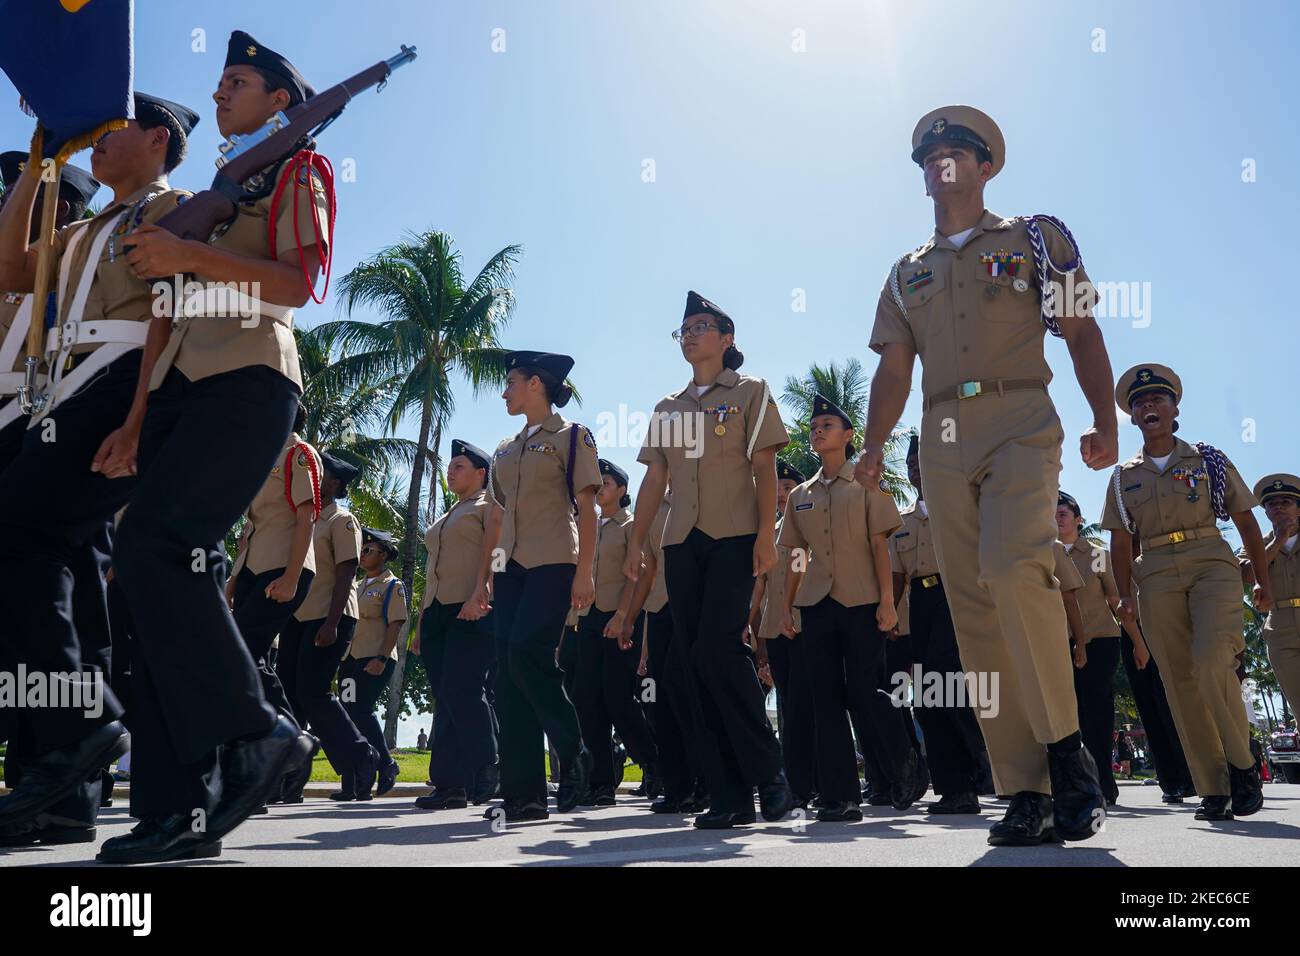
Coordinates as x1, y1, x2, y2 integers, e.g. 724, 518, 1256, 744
382, 395, 434, 748
425, 419, 443, 523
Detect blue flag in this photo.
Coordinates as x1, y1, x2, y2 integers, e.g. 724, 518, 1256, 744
0, 0, 134, 162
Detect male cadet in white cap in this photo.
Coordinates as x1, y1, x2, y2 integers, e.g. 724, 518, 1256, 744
859, 105, 1120, 846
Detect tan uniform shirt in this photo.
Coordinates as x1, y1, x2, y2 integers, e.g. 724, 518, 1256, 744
778, 461, 902, 608
49, 181, 189, 356
589, 509, 634, 613
294, 501, 361, 622
1264, 533, 1300, 637
240, 433, 322, 576
1062, 541, 1121, 639
351, 569, 408, 660
869, 210, 1091, 401
889, 504, 941, 580
643, 495, 671, 615
638, 368, 788, 547
149, 163, 330, 392
1101, 438, 1255, 575
1053, 541, 1085, 592
422, 491, 490, 609
759, 516, 799, 638
490, 413, 601, 569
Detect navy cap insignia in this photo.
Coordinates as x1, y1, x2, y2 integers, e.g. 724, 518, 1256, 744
1275, 480, 1284, 489
932, 118, 947, 134
246, 44, 258, 57
1137, 368, 1152, 383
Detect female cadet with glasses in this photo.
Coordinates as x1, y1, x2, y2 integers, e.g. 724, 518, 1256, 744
625, 292, 794, 829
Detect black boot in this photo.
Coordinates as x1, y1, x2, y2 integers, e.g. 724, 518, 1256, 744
280, 732, 320, 804
206, 717, 310, 843
816, 801, 863, 822
1195, 795, 1233, 820
555, 748, 592, 813
927, 792, 981, 815
0, 722, 129, 828
1047, 740, 1105, 842
96, 815, 221, 864
1229, 764, 1263, 817
758, 770, 795, 822
987, 792, 1060, 846
414, 787, 468, 810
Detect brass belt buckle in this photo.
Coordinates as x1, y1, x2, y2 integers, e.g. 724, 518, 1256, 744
957, 381, 982, 399
1167, 531, 1187, 544
920, 574, 939, 588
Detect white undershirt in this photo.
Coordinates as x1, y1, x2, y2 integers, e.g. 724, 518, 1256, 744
1285, 534, 1299, 553
694, 384, 710, 396
917, 500, 929, 519
1149, 452, 1173, 472
526, 424, 542, 438
946, 227, 976, 248
599, 516, 610, 527
364, 575, 381, 588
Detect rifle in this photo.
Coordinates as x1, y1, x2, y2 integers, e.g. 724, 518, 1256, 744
17, 43, 418, 415
156, 43, 418, 241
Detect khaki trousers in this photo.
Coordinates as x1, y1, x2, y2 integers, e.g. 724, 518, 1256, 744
920, 391, 1078, 796
1134, 550, 1252, 796
1264, 615, 1300, 730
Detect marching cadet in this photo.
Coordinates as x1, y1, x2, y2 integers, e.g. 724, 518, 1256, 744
624, 485, 707, 812
412, 439, 498, 811
1244, 474, 1300, 715
571, 458, 658, 805
98, 33, 331, 862
891, 435, 986, 814
1057, 490, 1148, 807
337, 529, 407, 801
225, 404, 321, 732
749, 459, 818, 809
474, 350, 600, 821
778, 395, 923, 821
626, 291, 794, 829
0, 94, 197, 840
861, 105, 1118, 846
276, 451, 372, 804
1103, 363, 1272, 822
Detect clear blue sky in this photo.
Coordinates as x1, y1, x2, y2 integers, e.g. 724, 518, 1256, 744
4, 0, 1293, 734
3, 0, 1293, 535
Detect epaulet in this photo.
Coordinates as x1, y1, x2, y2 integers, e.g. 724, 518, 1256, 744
1121, 453, 1144, 469
572, 421, 597, 451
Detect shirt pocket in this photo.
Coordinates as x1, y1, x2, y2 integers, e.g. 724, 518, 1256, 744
893, 532, 919, 573
899, 266, 946, 339
972, 264, 1032, 325
1120, 479, 1155, 525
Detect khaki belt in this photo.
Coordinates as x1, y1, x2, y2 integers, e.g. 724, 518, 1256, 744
1276, 598, 1300, 609
1141, 525, 1220, 550
923, 378, 1047, 412
913, 574, 941, 589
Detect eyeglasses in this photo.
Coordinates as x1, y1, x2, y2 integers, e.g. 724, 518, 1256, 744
360, 546, 386, 556
671, 321, 721, 342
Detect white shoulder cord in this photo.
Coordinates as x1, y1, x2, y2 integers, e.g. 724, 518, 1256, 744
746, 380, 771, 461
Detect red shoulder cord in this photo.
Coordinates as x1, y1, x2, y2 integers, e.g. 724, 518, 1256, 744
283, 442, 322, 521
268, 149, 337, 305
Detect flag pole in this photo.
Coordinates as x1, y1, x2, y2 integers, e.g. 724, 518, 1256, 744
18, 161, 61, 416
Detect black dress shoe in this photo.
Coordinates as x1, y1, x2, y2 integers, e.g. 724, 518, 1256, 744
643, 765, 663, 800
1229, 764, 1263, 817
758, 771, 794, 821
0, 721, 129, 828
414, 787, 468, 810
591, 786, 617, 807
1047, 742, 1105, 841
483, 800, 511, 820
329, 770, 357, 802
816, 801, 863, 822
97, 815, 221, 864
505, 800, 549, 822
1195, 795, 1233, 820
927, 792, 981, 815
890, 749, 929, 810
280, 732, 320, 804
1160, 792, 1185, 804
694, 809, 756, 829
100, 769, 115, 808
649, 797, 685, 814
354, 747, 379, 801
0, 822, 97, 847
555, 748, 592, 813
377, 758, 400, 797
470, 763, 500, 804
206, 717, 310, 843
987, 792, 1060, 846
865, 790, 894, 807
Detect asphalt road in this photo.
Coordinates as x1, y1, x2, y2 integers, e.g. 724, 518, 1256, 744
7, 781, 1298, 867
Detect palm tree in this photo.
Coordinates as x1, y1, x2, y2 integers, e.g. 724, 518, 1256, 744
779, 358, 911, 503
320, 231, 521, 744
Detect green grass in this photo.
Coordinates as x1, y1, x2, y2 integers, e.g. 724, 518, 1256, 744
310, 748, 644, 784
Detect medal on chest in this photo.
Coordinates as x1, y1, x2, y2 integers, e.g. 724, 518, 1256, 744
703, 403, 740, 437
1171, 465, 1207, 503
525, 440, 556, 455
980, 249, 1030, 293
